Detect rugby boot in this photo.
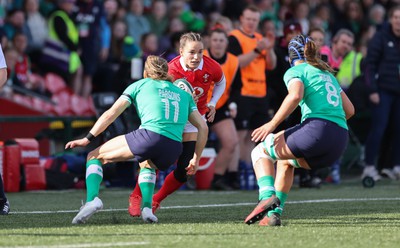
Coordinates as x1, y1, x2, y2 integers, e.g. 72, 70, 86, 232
244, 195, 280, 225
128, 195, 142, 217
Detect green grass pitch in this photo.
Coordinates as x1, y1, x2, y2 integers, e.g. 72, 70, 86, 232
0, 179, 399, 248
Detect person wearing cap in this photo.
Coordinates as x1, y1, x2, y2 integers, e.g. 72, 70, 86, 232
244, 35, 354, 226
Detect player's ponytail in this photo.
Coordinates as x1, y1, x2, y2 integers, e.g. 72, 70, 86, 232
144, 55, 174, 82
304, 38, 335, 73
289, 35, 335, 73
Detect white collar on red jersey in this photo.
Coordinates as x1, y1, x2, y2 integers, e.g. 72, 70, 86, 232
179, 56, 204, 71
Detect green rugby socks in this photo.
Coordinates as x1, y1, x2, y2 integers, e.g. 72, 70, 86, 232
258, 176, 275, 201
268, 191, 288, 216
85, 159, 103, 202
138, 168, 156, 209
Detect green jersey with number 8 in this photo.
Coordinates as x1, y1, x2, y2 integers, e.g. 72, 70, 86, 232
121, 78, 198, 142
283, 63, 348, 129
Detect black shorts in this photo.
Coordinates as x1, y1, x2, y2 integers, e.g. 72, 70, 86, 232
208, 102, 232, 127
234, 96, 270, 130
284, 118, 349, 169
125, 129, 183, 171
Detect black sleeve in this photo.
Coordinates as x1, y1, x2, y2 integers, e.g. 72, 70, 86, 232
53, 15, 78, 51
227, 35, 243, 56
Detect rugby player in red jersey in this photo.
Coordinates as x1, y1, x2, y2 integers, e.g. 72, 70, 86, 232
128, 32, 226, 217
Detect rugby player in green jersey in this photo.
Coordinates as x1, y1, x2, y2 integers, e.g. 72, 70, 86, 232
245, 35, 355, 226
66, 55, 208, 224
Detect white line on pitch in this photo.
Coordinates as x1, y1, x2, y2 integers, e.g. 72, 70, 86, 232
9, 197, 400, 214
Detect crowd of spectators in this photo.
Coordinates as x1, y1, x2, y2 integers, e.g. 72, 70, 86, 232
0, 0, 394, 97
0, 0, 399, 185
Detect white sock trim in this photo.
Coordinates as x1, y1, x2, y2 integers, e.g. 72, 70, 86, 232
259, 186, 275, 193
138, 171, 156, 184
86, 164, 103, 179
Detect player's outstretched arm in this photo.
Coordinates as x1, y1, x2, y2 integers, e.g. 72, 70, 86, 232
65, 98, 130, 149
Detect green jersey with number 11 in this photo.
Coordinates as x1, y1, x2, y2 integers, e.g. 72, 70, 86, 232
283, 63, 348, 130
121, 78, 197, 142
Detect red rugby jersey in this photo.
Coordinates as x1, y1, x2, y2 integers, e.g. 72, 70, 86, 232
168, 55, 224, 115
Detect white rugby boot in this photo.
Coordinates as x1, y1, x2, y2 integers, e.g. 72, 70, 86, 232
72, 197, 103, 224
141, 207, 158, 223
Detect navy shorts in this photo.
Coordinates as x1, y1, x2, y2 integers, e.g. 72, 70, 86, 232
125, 129, 183, 171
284, 118, 348, 169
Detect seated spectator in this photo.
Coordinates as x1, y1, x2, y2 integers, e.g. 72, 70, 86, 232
2, 9, 29, 41
163, 31, 182, 62
9, 32, 47, 96
104, 0, 120, 24
94, 19, 140, 94
0, 27, 9, 49
158, 17, 186, 54
140, 32, 159, 61
146, 0, 168, 38
24, 0, 49, 69
125, 0, 150, 48
168, 0, 205, 32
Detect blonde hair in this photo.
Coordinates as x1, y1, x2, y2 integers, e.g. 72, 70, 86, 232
144, 55, 173, 81
179, 32, 202, 50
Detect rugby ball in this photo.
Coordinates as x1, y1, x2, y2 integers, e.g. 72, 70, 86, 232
173, 79, 194, 94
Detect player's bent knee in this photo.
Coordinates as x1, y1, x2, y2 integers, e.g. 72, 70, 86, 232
251, 143, 276, 166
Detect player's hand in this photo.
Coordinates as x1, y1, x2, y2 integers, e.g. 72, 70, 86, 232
65, 138, 90, 149
251, 122, 275, 142
206, 104, 216, 122
192, 92, 200, 103
186, 158, 198, 176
